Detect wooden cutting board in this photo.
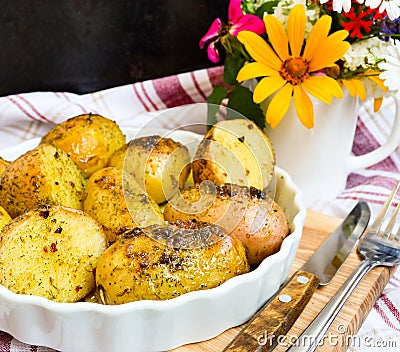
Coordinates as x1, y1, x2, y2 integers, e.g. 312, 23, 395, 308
171, 210, 395, 352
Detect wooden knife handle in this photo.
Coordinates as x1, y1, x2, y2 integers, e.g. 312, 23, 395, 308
223, 270, 320, 352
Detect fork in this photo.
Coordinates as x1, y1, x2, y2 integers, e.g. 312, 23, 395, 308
287, 180, 400, 352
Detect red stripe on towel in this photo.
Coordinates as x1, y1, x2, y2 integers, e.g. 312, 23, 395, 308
0, 331, 12, 351
153, 75, 195, 108
353, 119, 398, 172
392, 275, 400, 284
382, 294, 400, 325
347, 175, 400, 191
132, 83, 151, 112
53, 92, 90, 114
374, 301, 400, 332
16, 95, 52, 123
206, 66, 225, 87
140, 82, 158, 111
6, 96, 41, 122
388, 277, 400, 288
190, 71, 207, 101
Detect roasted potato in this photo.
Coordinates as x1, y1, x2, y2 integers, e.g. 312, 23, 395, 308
0, 144, 87, 218
192, 119, 275, 190
0, 205, 108, 303
109, 135, 191, 204
84, 166, 164, 242
96, 220, 249, 304
163, 183, 289, 265
41, 113, 126, 177
0, 156, 9, 176
0, 205, 11, 232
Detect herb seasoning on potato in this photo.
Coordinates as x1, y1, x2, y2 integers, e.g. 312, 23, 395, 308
84, 166, 164, 242
41, 113, 126, 177
0, 116, 290, 305
164, 183, 289, 265
0, 205, 107, 303
0, 144, 87, 218
96, 220, 249, 304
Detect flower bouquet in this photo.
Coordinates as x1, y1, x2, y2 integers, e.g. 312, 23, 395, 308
200, 0, 400, 129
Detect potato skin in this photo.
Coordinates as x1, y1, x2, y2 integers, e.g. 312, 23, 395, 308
163, 183, 289, 265
0, 205, 107, 303
107, 143, 127, 168
109, 135, 191, 204
192, 119, 275, 191
0, 156, 9, 176
0, 205, 11, 232
0, 144, 87, 218
84, 166, 164, 243
96, 221, 249, 304
41, 113, 126, 177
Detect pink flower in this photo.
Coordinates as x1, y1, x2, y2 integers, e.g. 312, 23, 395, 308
199, 0, 265, 63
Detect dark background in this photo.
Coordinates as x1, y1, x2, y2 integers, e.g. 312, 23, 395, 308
0, 0, 229, 96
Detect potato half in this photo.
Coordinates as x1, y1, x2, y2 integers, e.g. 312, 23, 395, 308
164, 183, 289, 265
0, 205, 108, 303
0, 144, 87, 218
41, 113, 126, 177
96, 221, 249, 304
109, 135, 191, 204
84, 166, 164, 243
192, 119, 275, 190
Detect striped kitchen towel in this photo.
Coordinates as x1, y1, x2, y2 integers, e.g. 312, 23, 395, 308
0, 66, 399, 351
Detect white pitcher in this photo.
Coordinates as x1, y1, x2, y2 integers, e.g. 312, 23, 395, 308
264, 92, 400, 206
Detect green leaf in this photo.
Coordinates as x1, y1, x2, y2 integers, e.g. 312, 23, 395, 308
256, 1, 279, 17
227, 86, 266, 129
242, 1, 256, 14
224, 53, 246, 85
206, 86, 228, 128
221, 36, 250, 85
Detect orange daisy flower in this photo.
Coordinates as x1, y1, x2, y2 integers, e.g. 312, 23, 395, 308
236, 4, 351, 128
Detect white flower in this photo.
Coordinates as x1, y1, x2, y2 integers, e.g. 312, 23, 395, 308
379, 42, 400, 91
343, 38, 391, 71
319, 0, 351, 12
346, 38, 390, 65
365, 0, 400, 20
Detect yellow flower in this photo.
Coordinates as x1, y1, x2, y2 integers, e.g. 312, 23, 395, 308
236, 4, 350, 129
342, 70, 387, 111
368, 73, 387, 112
342, 79, 367, 101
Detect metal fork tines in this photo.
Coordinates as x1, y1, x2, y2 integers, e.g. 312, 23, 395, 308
288, 179, 400, 352
367, 179, 400, 240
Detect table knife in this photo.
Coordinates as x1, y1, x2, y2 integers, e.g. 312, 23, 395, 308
223, 200, 371, 352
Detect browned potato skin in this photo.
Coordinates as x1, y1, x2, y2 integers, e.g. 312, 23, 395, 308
163, 183, 289, 265
96, 222, 249, 304
41, 113, 126, 177
0, 144, 87, 218
109, 135, 191, 204
0, 156, 9, 176
0, 205, 108, 303
84, 166, 164, 243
